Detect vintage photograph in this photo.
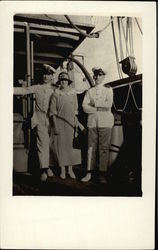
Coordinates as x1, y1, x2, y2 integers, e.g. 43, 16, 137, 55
13, 14, 142, 196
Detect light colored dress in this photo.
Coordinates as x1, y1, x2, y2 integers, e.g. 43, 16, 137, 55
49, 88, 81, 166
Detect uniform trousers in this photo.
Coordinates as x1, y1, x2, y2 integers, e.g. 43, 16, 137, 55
34, 111, 50, 169
88, 127, 112, 172
36, 124, 49, 169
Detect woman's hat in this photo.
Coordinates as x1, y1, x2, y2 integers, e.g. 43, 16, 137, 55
43, 64, 56, 74
56, 71, 72, 85
92, 67, 106, 76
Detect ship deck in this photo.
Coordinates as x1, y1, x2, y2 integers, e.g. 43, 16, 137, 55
13, 165, 142, 196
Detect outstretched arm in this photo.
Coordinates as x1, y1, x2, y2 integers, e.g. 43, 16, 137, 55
14, 85, 37, 95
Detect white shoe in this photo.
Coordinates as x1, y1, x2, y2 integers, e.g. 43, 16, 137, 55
40, 172, 47, 182
47, 168, 54, 177
81, 173, 91, 182
60, 172, 66, 179
60, 167, 66, 179
68, 166, 76, 179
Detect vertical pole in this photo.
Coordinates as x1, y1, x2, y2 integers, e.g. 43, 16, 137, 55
31, 40, 34, 81
26, 22, 31, 103
22, 78, 27, 119
26, 23, 31, 86
25, 22, 31, 148
30, 40, 35, 117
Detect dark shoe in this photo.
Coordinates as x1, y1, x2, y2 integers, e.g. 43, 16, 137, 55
99, 175, 108, 184
128, 171, 135, 183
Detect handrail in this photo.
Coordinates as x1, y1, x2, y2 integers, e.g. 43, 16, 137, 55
14, 27, 79, 41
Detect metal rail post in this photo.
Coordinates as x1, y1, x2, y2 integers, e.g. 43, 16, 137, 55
25, 22, 31, 147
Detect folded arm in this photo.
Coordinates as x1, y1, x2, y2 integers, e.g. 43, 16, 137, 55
96, 87, 113, 111
82, 91, 97, 114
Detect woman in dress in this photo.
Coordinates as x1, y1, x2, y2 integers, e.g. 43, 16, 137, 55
49, 72, 81, 179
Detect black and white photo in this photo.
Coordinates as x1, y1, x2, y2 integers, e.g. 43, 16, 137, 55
0, 2, 156, 249
13, 13, 143, 196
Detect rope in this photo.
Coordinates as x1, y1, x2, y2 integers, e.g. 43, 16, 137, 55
117, 17, 124, 60
120, 18, 130, 56
97, 16, 116, 35
64, 15, 99, 38
130, 18, 134, 57
125, 18, 129, 57
130, 85, 142, 111
129, 18, 132, 56
64, 15, 116, 38
128, 18, 134, 57
113, 85, 131, 112
44, 14, 57, 22
44, 14, 62, 35
111, 17, 123, 79
113, 83, 142, 112
135, 18, 143, 35
112, 99, 120, 112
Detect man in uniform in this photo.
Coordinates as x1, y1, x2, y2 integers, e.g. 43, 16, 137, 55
81, 67, 114, 183
14, 64, 57, 181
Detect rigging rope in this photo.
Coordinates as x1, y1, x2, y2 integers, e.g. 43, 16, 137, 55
130, 85, 142, 111
135, 18, 143, 35
125, 18, 129, 58
111, 17, 123, 79
113, 83, 142, 112
64, 15, 116, 38
113, 84, 131, 112
130, 18, 134, 57
129, 18, 132, 56
128, 18, 134, 57
117, 17, 124, 61
120, 18, 130, 56
96, 16, 116, 35
44, 14, 63, 34
64, 15, 99, 38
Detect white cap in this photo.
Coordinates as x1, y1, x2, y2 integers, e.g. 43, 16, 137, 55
43, 64, 56, 74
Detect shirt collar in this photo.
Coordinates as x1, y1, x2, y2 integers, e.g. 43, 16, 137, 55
95, 82, 105, 89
